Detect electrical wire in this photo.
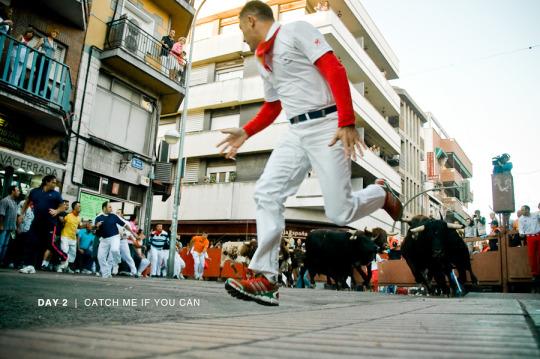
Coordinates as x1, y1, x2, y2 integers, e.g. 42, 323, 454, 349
401, 43, 540, 78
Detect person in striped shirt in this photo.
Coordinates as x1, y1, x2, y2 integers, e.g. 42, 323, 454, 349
149, 224, 169, 277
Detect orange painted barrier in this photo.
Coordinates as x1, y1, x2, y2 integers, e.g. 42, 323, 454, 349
180, 247, 221, 278
221, 261, 247, 279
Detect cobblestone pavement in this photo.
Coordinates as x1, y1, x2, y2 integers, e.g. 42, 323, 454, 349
1, 269, 539, 358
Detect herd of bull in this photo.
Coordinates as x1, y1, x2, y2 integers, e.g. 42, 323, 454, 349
305, 216, 477, 297
223, 216, 478, 297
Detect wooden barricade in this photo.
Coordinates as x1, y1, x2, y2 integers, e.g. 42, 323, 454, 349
378, 233, 532, 291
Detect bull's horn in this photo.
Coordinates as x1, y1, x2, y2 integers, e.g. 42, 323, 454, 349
410, 225, 425, 233
387, 232, 399, 236
447, 223, 463, 229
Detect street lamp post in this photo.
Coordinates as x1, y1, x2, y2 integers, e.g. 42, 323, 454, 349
166, 0, 207, 278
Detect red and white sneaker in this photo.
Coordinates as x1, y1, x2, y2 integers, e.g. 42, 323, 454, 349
225, 275, 279, 306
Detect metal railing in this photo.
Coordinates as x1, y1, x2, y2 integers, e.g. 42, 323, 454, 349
0, 33, 72, 114
105, 18, 187, 87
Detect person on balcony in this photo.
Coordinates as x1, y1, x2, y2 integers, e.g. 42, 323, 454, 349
161, 29, 175, 56
217, 1, 403, 306
35, 28, 59, 97
9, 28, 36, 87
0, 6, 13, 34
170, 36, 186, 82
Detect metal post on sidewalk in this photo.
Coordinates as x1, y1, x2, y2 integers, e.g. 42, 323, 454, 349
167, 0, 207, 278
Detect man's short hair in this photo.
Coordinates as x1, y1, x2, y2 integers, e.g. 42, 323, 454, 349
102, 201, 109, 210
41, 175, 56, 187
8, 185, 18, 194
522, 205, 530, 211
72, 201, 80, 210
239, 1, 274, 21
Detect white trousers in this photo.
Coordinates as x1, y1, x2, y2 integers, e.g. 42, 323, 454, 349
149, 246, 162, 276
248, 116, 386, 277
97, 234, 121, 277
192, 251, 205, 279
119, 239, 137, 274
60, 237, 77, 263
158, 249, 185, 276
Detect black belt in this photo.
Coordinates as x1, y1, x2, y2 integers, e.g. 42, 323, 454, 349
289, 105, 337, 125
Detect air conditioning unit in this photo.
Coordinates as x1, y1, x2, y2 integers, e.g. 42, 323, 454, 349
138, 175, 150, 187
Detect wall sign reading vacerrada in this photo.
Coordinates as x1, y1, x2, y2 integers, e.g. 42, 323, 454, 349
0, 149, 64, 176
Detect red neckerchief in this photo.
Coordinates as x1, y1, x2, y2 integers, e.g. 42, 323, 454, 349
255, 26, 281, 72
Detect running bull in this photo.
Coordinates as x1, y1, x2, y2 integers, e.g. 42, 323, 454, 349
402, 215, 478, 296
304, 229, 380, 290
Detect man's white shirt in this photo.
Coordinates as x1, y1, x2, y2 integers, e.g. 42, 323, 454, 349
518, 213, 540, 235
258, 21, 334, 119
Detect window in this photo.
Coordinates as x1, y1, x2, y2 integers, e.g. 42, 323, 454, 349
82, 171, 101, 192
210, 108, 240, 131
279, 1, 306, 22
219, 15, 240, 35
92, 73, 155, 155
215, 60, 243, 82
206, 165, 236, 183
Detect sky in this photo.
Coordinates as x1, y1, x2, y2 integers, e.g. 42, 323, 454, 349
195, 0, 540, 219
361, 0, 540, 218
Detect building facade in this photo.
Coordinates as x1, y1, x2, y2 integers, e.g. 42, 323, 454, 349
62, 0, 194, 227
422, 112, 473, 223
0, 0, 88, 198
153, 0, 402, 242
392, 87, 428, 227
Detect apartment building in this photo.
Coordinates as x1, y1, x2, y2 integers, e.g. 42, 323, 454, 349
392, 87, 428, 227
153, 0, 402, 242
0, 0, 88, 198
61, 0, 194, 227
422, 112, 473, 223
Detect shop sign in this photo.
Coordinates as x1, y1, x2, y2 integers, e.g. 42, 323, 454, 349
0, 151, 62, 176
0, 116, 25, 150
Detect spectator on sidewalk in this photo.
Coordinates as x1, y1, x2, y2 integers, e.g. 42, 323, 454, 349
464, 217, 476, 253
131, 228, 150, 277
77, 221, 95, 274
149, 224, 169, 277
518, 205, 540, 289
488, 212, 500, 251
473, 210, 486, 237
8, 199, 34, 269
0, 185, 20, 265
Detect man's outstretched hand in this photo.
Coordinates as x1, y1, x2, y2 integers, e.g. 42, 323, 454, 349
217, 128, 249, 159
328, 125, 367, 161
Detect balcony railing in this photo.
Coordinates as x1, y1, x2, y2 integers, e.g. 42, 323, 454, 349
105, 18, 187, 87
0, 33, 72, 114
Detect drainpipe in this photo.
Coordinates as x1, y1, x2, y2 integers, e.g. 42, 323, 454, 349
70, 45, 100, 188
143, 99, 161, 236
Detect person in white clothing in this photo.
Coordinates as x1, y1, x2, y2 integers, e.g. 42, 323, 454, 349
218, 1, 402, 306
94, 202, 137, 279
115, 211, 138, 277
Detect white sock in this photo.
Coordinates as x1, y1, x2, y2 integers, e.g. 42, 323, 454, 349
42, 260, 49, 267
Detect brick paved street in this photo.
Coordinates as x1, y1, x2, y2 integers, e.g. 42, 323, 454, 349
1, 269, 539, 358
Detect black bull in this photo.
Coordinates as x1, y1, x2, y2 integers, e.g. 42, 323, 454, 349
402, 216, 478, 296
305, 229, 385, 289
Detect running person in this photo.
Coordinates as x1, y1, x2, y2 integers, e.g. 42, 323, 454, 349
95, 202, 137, 278
19, 175, 65, 274
58, 201, 82, 273
218, 1, 402, 305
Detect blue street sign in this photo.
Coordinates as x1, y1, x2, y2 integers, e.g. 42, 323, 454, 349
131, 157, 144, 170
